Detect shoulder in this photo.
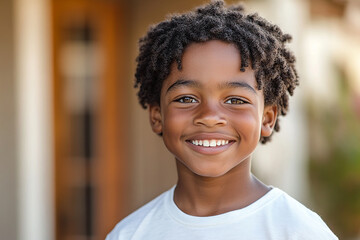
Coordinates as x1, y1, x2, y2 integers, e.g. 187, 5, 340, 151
267, 188, 338, 240
106, 188, 171, 240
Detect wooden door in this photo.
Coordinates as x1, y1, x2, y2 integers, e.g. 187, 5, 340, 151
52, 1, 129, 239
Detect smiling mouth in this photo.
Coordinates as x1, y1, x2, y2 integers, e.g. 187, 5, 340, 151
187, 139, 233, 147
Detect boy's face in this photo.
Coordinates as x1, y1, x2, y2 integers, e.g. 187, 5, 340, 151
150, 40, 277, 178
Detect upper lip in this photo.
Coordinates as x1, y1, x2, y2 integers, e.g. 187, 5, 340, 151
184, 132, 237, 141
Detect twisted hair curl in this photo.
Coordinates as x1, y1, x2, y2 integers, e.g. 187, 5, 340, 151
135, 0, 299, 143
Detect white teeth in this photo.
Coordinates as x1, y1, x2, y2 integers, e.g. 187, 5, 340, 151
210, 140, 217, 147
191, 139, 231, 147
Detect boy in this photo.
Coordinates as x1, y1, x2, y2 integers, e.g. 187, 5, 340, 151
107, 1, 338, 239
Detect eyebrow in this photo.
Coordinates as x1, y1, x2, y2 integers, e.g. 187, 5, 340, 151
165, 79, 257, 94
219, 81, 257, 94
166, 79, 201, 93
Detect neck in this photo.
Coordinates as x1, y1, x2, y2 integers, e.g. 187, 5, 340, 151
174, 158, 269, 216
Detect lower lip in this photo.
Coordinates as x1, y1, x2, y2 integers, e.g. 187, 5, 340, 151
185, 141, 234, 155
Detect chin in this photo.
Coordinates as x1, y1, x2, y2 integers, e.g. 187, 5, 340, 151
190, 165, 230, 178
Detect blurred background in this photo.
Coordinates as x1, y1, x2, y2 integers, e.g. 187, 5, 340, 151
1, 0, 359, 239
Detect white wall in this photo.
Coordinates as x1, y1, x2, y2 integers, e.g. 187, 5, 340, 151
14, 0, 54, 239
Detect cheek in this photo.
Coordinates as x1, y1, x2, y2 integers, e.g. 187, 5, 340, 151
233, 111, 262, 141
164, 109, 186, 129
161, 109, 191, 158
162, 108, 191, 143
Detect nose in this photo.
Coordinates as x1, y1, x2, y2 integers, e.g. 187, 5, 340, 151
193, 101, 227, 127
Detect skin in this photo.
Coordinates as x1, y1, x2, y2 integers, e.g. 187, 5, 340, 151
149, 40, 277, 217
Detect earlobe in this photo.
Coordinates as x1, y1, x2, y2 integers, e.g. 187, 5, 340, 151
261, 105, 278, 137
149, 104, 163, 134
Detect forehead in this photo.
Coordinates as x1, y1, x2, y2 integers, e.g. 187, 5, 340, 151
181, 40, 241, 75
162, 40, 257, 90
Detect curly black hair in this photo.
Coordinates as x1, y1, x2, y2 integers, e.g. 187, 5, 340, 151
134, 0, 299, 143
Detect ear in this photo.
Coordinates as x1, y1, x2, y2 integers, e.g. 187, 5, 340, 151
149, 104, 163, 134
261, 105, 278, 137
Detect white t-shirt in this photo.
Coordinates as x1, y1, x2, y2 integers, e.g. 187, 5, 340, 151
106, 186, 338, 240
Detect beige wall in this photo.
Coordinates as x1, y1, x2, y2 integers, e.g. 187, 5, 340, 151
0, 0, 18, 239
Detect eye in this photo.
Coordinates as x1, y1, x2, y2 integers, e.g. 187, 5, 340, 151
225, 98, 247, 105
174, 96, 198, 103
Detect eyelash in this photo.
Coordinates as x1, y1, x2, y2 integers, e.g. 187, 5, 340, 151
224, 97, 247, 105
174, 96, 198, 103
174, 96, 248, 105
